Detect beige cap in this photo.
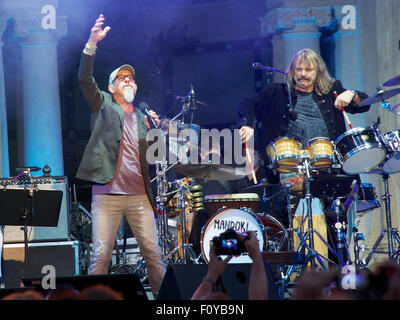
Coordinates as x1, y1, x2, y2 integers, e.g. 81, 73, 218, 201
108, 64, 135, 85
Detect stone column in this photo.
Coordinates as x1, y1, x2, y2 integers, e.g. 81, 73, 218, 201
13, 11, 67, 176
260, 7, 332, 81
0, 18, 10, 177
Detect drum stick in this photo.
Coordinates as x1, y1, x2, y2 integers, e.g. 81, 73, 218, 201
334, 91, 353, 129
244, 142, 258, 184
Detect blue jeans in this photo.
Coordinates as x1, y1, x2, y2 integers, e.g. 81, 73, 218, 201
89, 194, 165, 296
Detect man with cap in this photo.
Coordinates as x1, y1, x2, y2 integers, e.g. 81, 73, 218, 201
77, 14, 165, 297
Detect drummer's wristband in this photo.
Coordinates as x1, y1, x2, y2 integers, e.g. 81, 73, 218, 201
350, 89, 357, 100
202, 277, 216, 291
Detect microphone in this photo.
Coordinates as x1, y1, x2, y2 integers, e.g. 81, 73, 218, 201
189, 84, 197, 110
252, 62, 268, 70
138, 102, 158, 129
252, 62, 287, 75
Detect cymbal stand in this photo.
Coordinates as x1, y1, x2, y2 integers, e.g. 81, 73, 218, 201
364, 173, 400, 265
285, 154, 337, 271
278, 159, 339, 295
301, 151, 326, 270
163, 181, 198, 264
155, 161, 176, 257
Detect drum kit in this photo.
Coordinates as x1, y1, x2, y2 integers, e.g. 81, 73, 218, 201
265, 75, 400, 276
150, 86, 293, 268
150, 77, 400, 284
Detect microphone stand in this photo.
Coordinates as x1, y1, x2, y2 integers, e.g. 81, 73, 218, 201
21, 169, 38, 279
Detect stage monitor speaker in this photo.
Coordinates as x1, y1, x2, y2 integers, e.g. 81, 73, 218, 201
23, 274, 148, 301
0, 176, 71, 243
2, 240, 80, 288
158, 262, 280, 300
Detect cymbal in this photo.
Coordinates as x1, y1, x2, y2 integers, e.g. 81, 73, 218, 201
174, 163, 246, 181
383, 75, 400, 87
361, 88, 400, 106
246, 179, 278, 189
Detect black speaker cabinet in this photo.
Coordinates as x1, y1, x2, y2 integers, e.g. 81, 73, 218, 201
23, 274, 148, 301
158, 262, 280, 300
0, 176, 71, 242
2, 240, 80, 288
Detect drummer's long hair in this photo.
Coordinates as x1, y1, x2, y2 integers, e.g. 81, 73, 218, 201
286, 48, 335, 96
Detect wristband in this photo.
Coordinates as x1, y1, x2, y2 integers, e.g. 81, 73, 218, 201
350, 89, 357, 100
83, 42, 97, 56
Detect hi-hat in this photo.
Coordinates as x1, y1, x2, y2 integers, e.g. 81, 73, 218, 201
361, 87, 400, 106
174, 163, 246, 180
383, 75, 400, 87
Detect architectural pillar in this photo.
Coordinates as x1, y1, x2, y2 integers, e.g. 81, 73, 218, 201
0, 18, 10, 177
260, 7, 331, 81
13, 7, 67, 176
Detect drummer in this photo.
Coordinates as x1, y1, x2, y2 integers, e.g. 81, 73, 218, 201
238, 48, 370, 162
238, 48, 371, 262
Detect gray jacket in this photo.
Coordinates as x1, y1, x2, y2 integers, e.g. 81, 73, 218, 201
76, 53, 154, 206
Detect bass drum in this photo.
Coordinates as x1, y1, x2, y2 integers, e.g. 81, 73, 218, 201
200, 208, 287, 264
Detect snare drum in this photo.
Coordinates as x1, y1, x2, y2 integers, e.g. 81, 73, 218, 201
304, 137, 334, 169
203, 193, 261, 215
334, 127, 386, 174
266, 137, 301, 172
200, 208, 286, 263
382, 130, 400, 173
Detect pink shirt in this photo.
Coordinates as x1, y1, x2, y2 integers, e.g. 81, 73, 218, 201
92, 111, 146, 195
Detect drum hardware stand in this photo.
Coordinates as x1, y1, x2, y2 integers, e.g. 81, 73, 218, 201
70, 184, 93, 274
333, 198, 345, 267
168, 181, 198, 264
152, 90, 198, 255
285, 185, 295, 251
353, 232, 366, 273
300, 150, 329, 270
277, 226, 336, 297
262, 183, 295, 250
154, 161, 198, 265
364, 172, 400, 265
332, 197, 354, 268
109, 222, 136, 274
154, 161, 177, 259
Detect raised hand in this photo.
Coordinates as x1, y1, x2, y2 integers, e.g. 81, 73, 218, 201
88, 14, 111, 47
